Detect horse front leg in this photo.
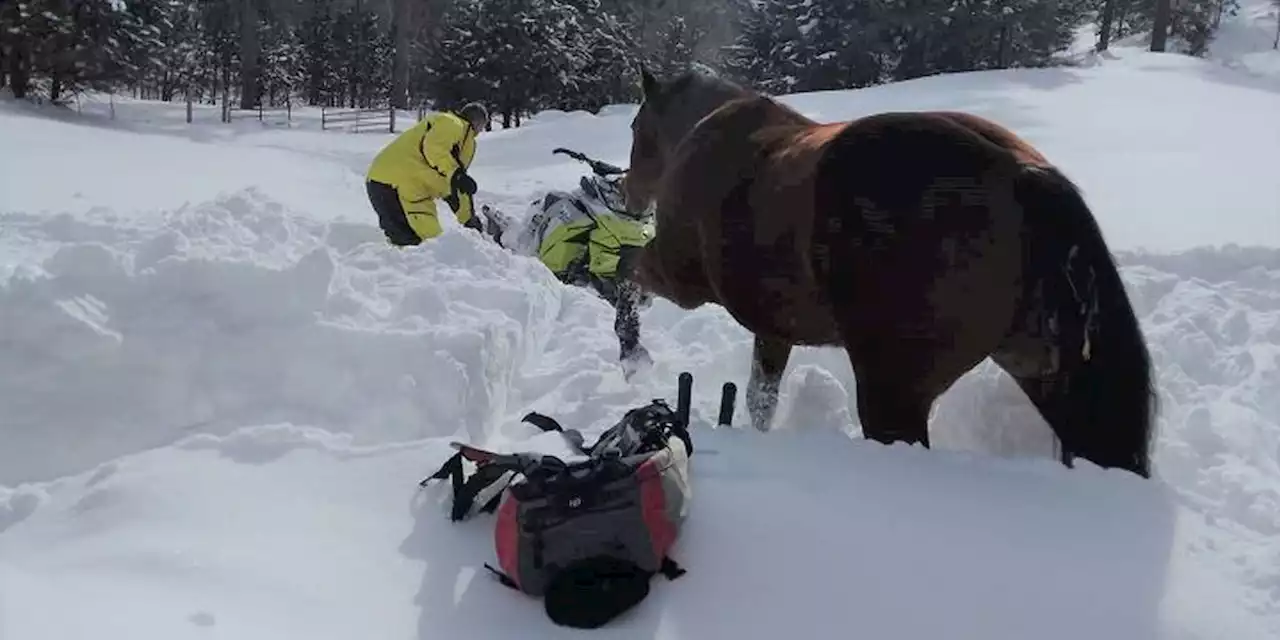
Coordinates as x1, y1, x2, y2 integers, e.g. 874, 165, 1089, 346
614, 251, 653, 381
747, 334, 792, 432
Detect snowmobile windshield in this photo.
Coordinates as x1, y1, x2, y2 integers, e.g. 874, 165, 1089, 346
581, 174, 642, 221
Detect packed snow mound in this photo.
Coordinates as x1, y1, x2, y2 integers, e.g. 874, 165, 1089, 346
0, 189, 607, 483
3, 44, 1280, 640
0, 412, 1237, 640
1, 191, 1278, 640
1207, 0, 1280, 80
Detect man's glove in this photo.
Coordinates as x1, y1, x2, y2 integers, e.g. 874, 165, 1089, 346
453, 171, 477, 196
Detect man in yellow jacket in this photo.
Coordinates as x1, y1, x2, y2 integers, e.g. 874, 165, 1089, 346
365, 102, 490, 245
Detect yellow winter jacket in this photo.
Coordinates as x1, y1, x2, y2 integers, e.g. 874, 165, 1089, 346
366, 111, 478, 222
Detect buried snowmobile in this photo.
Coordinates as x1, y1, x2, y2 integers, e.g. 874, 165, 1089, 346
480, 147, 657, 378
482, 147, 654, 309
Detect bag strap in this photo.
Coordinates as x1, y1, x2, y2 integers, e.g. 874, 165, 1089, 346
420, 411, 590, 521
589, 399, 692, 459
484, 563, 521, 590
521, 411, 588, 454
420, 396, 693, 521
420, 452, 515, 522
660, 556, 686, 580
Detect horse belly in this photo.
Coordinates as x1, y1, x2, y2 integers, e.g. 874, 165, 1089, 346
727, 273, 839, 345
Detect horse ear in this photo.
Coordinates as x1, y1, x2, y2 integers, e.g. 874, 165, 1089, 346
639, 66, 661, 100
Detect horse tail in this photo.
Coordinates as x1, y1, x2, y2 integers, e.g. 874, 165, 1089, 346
1013, 165, 1158, 478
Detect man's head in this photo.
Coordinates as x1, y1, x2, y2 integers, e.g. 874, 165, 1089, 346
459, 102, 489, 132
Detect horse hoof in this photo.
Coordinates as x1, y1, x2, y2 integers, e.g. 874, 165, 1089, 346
620, 345, 654, 382
749, 413, 773, 433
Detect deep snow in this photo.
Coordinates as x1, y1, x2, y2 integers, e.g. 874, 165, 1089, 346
2, 21, 1280, 640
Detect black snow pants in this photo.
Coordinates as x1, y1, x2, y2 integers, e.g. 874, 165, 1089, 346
366, 180, 422, 246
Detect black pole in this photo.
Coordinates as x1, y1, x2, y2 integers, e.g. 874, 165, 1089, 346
677, 372, 693, 428
717, 382, 737, 427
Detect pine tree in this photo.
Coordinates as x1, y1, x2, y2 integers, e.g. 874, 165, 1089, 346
165, 2, 211, 102
260, 15, 303, 106
299, 0, 338, 106
197, 0, 240, 108
22, 0, 134, 103
722, 0, 817, 94
719, 0, 777, 90
569, 0, 640, 110
804, 0, 891, 91
422, 0, 488, 110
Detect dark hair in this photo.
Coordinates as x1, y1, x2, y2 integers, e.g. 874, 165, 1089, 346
459, 102, 488, 127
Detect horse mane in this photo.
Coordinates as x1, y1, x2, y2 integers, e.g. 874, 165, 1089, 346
646, 67, 808, 142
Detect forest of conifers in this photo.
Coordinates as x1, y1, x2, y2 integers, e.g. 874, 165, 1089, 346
0, 0, 1240, 126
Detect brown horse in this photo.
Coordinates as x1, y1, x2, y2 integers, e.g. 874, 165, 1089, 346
615, 66, 1158, 478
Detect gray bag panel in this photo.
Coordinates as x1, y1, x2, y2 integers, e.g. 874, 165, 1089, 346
506, 436, 691, 596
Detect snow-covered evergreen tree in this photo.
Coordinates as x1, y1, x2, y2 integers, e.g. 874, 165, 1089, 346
260, 15, 304, 106
569, 0, 641, 110
0, 0, 1240, 115
299, 0, 340, 106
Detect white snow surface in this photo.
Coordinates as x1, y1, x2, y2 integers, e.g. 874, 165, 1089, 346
2, 38, 1280, 640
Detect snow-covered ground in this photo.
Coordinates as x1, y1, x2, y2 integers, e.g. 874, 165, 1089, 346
3, 15, 1280, 640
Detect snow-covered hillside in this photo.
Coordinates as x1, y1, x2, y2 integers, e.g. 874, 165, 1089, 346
2, 32, 1279, 640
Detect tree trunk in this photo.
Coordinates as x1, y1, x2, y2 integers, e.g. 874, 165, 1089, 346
8, 41, 29, 99
221, 60, 232, 121
351, 0, 362, 109
1274, 8, 1279, 49
1150, 0, 1172, 52
1097, 0, 1117, 51
997, 22, 1011, 67
239, 0, 261, 109
389, 0, 411, 109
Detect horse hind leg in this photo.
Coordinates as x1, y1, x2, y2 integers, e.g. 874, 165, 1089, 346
848, 343, 936, 448
844, 331, 1002, 450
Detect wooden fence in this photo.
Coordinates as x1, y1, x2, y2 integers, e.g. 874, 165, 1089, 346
321, 107, 398, 133
224, 102, 293, 126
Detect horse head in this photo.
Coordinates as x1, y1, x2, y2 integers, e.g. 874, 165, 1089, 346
623, 66, 753, 215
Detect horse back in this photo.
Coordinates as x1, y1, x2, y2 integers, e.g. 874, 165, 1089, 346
929, 111, 1051, 166
804, 110, 1031, 345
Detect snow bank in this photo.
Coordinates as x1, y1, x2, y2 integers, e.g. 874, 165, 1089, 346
0, 189, 612, 483
1208, 0, 1280, 80
0, 416, 1203, 640
1, 187, 1276, 639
